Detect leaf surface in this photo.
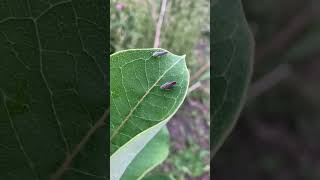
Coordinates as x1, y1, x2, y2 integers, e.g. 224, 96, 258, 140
121, 127, 170, 180
142, 175, 173, 180
0, 1, 108, 180
110, 48, 189, 179
211, 0, 254, 157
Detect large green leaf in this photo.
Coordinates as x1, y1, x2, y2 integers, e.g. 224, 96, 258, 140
121, 127, 170, 180
110, 48, 189, 179
211, 0, 254, 157
0, 1, 107, 180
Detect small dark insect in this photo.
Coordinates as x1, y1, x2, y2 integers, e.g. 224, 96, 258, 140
152, 50, 168, 57
160, 81, 176, 90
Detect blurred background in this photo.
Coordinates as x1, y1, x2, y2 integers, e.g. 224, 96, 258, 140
213, 0, 320, 180
110, 0, 210, 179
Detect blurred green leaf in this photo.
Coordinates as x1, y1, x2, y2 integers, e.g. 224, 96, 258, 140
142, 175, 173, 180
121, 127, 170, 180
167, 138, 209, 178
0, 1, 107, 179
211, 0, 254, 157
110, 49, 189, 179
110, 0, 210, 67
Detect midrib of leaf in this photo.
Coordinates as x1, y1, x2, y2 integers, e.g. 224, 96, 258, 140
110, 55, 185, 141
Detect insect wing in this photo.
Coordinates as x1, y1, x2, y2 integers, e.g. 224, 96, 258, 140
152, 50, 168, 57
160, 81, 176, 89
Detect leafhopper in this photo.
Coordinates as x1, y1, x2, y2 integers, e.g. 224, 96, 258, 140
160, 81, 176, 89
152, 50, 168, 57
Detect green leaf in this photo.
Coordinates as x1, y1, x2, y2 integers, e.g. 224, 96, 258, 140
211, 0, 254, 157
142, 175, 174, 180
121, 127, 170, 180
110, 48, 189, 179
0, 1, 107, 180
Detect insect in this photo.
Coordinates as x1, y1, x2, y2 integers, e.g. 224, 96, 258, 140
152, 50, 168, 57
160, 81, 176, 90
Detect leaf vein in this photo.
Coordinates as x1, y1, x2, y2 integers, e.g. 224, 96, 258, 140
110, 56, 184, 140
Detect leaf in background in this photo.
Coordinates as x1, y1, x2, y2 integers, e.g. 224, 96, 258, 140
0, 1, 107, 180
110, 49, 189, 179
142, 175, 173, 180
121, 127, 170, 180
211, 0, 254, 157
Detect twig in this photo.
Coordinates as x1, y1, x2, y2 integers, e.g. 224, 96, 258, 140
255, 4, 320, 61
190, 63, 210, 82
249, 48, 320, 100
188, 81, 202, 94
199, 85, 210, 95
248, 64, 292, 101
153, 0, 168, 48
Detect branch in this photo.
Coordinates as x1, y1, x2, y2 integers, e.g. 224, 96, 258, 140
188, 81, 202, 94
190, 63, 210, 82
249, 49, 320, 100
248, 64, 292, 101
153, 0, 168, 48
255, 4, 320, 61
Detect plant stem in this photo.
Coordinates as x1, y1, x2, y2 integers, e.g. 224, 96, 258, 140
153, 0, 168, 48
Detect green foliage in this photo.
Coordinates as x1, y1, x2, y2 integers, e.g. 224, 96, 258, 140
122, 127, 170, 180
110, 48, 189, 179
110, 0, 149, 52
0, 1, 107, 179
142, 175, 173, 180
211, 0, 254, 157
167, 138, 209, 179
110, 0, 210, 68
